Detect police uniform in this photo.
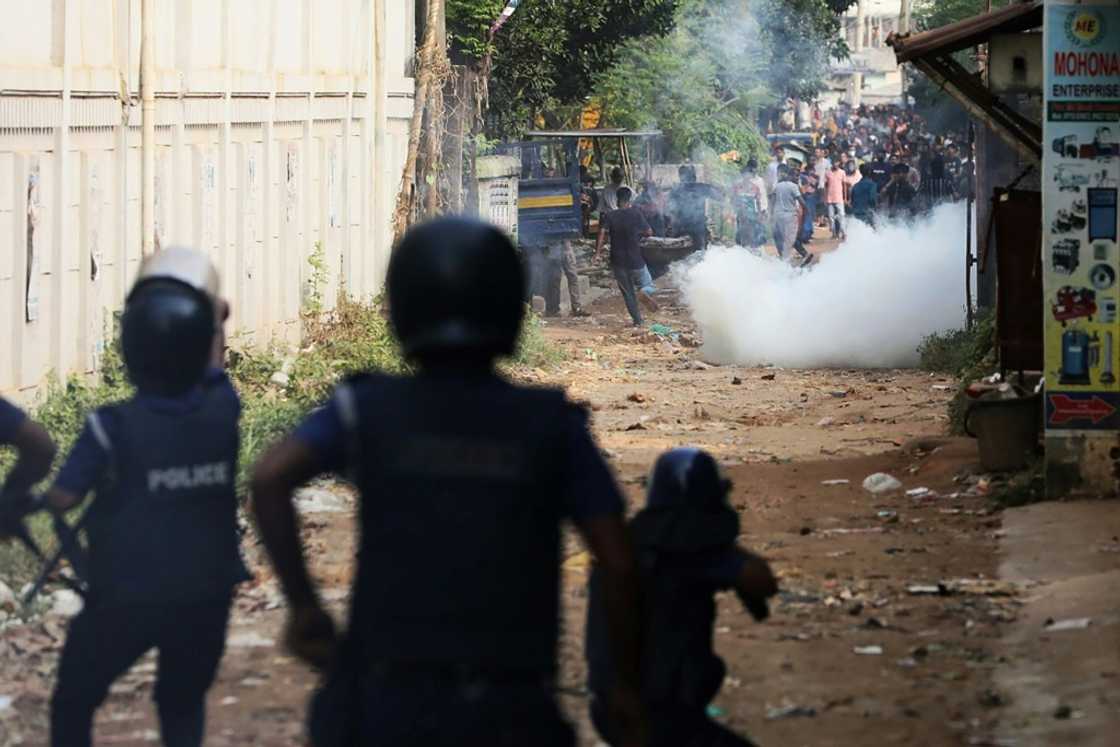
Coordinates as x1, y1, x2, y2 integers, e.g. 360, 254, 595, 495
0, 397, 27, 446
586, 452, 762, 747
294, 369, 624, 746
49, 368, 249, 747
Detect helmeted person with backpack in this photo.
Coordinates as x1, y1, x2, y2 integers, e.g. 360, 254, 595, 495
586, 448, 778, 747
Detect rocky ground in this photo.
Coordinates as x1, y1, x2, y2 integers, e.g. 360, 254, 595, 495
1, 252, 1116, 746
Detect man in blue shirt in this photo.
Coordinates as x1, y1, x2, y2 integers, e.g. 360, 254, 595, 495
0, 397, 56, 536
848, 164, 879, 227
252, 218, 645, 747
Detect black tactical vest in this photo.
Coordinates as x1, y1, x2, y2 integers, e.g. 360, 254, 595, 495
85, 387, 247, 606
340, 372, 570, 673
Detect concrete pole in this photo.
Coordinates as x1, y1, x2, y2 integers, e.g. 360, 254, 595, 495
853, 1, 865, 108
899, 0, 912, 108
140, 0, 155, 256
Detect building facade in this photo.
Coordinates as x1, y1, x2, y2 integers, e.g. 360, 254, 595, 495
825, 0, 905, 108
0, 0, 417, 399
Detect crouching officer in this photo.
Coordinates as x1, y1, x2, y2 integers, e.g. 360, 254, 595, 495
250, 217, 645, 746
44, 247, 248, 747
586, 448, 778, 747
0, 397, 56, 537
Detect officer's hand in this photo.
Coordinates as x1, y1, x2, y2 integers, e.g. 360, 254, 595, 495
741, 552, 778, 596
736, 552, 779, 620
608, 684, 648, 747
285, 604, 338, 671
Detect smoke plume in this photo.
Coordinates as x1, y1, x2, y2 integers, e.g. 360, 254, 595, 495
675, 203, 972, 369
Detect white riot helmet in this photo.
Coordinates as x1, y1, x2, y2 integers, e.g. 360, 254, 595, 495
133, 246, 220, 301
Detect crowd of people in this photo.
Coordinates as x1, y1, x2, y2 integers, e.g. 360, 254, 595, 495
740, 103, 974, 256
584, 103, 975, 308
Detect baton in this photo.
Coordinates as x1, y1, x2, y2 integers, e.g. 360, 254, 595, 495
22, 511, 89, 608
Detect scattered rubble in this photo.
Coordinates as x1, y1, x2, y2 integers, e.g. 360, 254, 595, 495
766, 703, 818, 720
49, 590, 83, 618
863, 473, 903, 494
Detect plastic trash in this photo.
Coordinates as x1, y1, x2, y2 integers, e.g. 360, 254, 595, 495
766, 704, 817, 720
862, 473, 902, 494
821, 479, 850, 486
853, 645, 883, 655
1044, 617, 1091, 632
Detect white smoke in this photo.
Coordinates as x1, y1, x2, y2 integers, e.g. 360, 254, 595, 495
675, 203, 973, 369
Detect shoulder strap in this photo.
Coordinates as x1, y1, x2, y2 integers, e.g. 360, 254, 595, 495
333, 381, 362, 482
87, 412, 112, 453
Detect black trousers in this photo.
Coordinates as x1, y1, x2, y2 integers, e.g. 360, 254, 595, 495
51, 597, 232, 747
310, 663, 574, 747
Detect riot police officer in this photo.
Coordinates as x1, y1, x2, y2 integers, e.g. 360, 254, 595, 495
0, 398, 56, 537
44, 247, 248, 747
586, 448, 778, 747
250, 217, 644, 746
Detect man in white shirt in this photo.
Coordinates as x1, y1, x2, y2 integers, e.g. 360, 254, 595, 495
599, 167, 631, 213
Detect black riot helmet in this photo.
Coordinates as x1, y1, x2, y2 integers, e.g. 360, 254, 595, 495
635, 448, 738, 552
121, 278, 216, 397
647, 448, 732, 510
388, 217, 525, 362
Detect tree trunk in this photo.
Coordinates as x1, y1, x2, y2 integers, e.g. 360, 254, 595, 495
392, 0, 448, 245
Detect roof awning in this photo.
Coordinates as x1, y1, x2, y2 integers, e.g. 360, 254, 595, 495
891, 2, 1043, 63
888, 2, 1043, 162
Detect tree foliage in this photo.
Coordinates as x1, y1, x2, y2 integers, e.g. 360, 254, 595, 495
593, 0, 849, 160
447, 0, 679, 137
757, 0, 850, 100
448, 0, 852, 149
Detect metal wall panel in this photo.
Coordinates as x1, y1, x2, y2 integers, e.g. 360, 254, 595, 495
0, 0, 415, 400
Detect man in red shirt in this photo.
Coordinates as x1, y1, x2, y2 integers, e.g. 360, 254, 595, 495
824, 161, 847, 240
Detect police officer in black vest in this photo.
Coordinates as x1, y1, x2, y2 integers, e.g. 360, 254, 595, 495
251, 217, 645, 746
44, 248, 248, 747
586, 448, 778, 747
0, 397, 56, 538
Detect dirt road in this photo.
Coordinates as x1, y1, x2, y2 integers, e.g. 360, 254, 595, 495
0, 277, 1085, 746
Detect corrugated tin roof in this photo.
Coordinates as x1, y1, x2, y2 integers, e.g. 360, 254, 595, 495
888, 1, 1043, 63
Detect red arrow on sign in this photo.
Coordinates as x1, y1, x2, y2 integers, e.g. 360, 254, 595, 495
1049, 394, 1117, 426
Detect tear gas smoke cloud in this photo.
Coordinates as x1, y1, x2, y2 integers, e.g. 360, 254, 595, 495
675, 203, 972, 369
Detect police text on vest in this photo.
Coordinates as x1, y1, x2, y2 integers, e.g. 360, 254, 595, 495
147, 462, 230, 492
